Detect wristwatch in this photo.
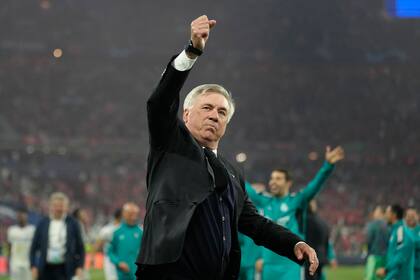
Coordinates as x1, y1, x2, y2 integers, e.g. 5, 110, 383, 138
185, 40, 203, 56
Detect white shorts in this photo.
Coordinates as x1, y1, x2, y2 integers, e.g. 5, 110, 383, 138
104, 256, 118, 280
10, 266, 31, 280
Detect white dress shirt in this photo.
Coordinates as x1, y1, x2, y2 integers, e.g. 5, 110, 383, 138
47, 218, 67, 264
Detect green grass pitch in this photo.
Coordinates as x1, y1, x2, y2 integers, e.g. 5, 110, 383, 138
0, 266, 365, 280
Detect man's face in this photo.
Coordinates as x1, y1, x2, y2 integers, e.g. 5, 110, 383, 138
50, 200, 68, 219
385, 206, 395, 224
405, 209, 418, 228
372, 206, 384, 220
183, 92, 229, 148
16, 212, 28, 226
79, 209, 89, 224
123, 206, 139, 226
269, 171, 291, 197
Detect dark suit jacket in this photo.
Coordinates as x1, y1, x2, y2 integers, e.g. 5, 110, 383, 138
30, 215, 85, 279
137, 55, 303, 279
305, 211, 330, 266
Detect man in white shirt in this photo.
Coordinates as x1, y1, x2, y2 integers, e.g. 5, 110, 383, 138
30, 192, 85, 280
7, 208, 35, 280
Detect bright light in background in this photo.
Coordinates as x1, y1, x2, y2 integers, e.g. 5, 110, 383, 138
236, 152, 247, 163
53, 48, 63, 58
40, 0, 51, 10
308, 151, 318, 161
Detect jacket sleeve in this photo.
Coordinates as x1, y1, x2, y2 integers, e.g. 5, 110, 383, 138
30, 222, 43, 268
73, 221, 85, 269
147, 56, 192, 150
107, 231, 121, 266
295, 161, 334, 205
238, 192, 304, 265
365, 222, 374, 252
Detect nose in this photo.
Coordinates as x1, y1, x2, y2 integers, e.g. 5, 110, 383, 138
208, 109, 219, 122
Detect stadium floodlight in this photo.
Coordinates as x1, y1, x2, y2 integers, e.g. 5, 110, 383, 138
236, 152, 247, 163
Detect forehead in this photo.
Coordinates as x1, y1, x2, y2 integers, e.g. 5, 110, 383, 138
51, 199, 67, 206
195, 91, 229, 108
271, 171, 286, 178
406, 209, 418, 215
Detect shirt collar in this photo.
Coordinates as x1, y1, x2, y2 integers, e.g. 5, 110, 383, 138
203, 147, 218, 157
49, 214, 67, 221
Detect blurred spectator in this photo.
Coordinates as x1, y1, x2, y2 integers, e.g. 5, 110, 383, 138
6, 208, 35, 280
94, 208, 122, 280
304, 200, 335, 280
405, 208, 420, 280
73, 207, 92, 280
376, 205, 415, 280
107, 203, 142, 280
30, 192, 85, 280
364, 206, 389, 280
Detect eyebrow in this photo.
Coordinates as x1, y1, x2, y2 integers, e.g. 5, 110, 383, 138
202, 103, 228, 112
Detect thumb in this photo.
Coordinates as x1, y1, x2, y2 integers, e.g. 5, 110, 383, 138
295, 247, 303, 260
209, 19, 217, 28
326, 146, 331, 153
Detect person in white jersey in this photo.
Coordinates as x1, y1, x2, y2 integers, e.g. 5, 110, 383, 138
94, 208, 122, 280
7, 208, 35, 280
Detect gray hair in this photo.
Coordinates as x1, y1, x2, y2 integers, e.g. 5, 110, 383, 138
183, 84, 235, 122
49, 192, 70, 205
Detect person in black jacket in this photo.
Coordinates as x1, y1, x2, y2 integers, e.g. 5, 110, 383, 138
304, 200, 334, 280
30, 192, 85, 280
136, 15, 319, 280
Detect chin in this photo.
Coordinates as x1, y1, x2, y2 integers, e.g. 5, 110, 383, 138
202, 132, 219, 141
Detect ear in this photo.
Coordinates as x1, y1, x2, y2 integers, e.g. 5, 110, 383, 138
183, 109, 189, 123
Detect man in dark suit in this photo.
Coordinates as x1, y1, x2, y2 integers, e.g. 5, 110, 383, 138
30, 192, 85, 280
136, 15, 319, 280
304, 200, 335, 280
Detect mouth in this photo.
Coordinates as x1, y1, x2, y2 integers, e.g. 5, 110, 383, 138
204, 124, 217, 131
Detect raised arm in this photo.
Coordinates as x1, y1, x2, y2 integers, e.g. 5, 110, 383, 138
244, 181, 272, 209
297, 146, 344, 204
147, 15, 216, 149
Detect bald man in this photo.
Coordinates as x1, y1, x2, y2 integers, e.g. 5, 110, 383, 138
405, 208, 420, 280
108, 203, 143, 280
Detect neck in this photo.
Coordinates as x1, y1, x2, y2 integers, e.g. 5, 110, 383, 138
199, 140, 218, 150
391, 219, 401, 226
276, 191, 289, 198
51, 214, 65, 220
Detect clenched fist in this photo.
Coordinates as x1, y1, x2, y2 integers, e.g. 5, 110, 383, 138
188, 15, 216, 58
